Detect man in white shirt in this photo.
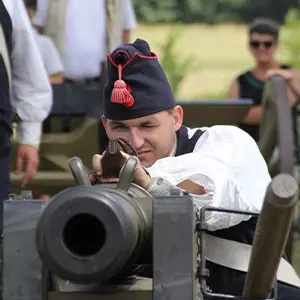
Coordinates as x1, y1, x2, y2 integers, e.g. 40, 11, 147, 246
0, 0, 52, 228
33, 0, 136, 148
25, 0, 64, 85
33, 0, 136, 82
32, 30, 64, 84
90, 39, 300, 299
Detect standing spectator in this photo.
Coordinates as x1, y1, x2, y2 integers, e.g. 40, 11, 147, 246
24, 0, 64, 85
33, 0, 136, 84
33, 0, 136, 151
0, 0, 52, 231
228, 18, 300, 142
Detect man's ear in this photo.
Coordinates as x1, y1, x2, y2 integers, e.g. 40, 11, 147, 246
172, 105, 183, 131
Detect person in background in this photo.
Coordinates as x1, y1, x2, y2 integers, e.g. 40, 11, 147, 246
33, 0, 136, 86
24, 0, 64, 85
33, 0, 137, 152
228, 18, 300, 142
0, 0, 52, 232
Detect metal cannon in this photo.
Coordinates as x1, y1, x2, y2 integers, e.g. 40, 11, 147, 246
36, 156, 153, 285
3, 156, 198, 300
2, 155, 300, 300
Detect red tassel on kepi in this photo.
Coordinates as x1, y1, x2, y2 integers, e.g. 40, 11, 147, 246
104, 39, 176, 121
111, 63, 134, 108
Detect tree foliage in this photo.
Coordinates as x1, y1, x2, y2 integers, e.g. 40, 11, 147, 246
132, 0, 299, 24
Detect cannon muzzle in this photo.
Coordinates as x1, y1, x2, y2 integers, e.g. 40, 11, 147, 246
36, 157, 153, 284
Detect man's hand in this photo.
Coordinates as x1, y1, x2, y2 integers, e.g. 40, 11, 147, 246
266, 69, 293, 81
14, 144, 39, 186
90, 151, 151, 189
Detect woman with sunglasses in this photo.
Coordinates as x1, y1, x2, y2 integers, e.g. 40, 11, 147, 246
229, 18, 300, 142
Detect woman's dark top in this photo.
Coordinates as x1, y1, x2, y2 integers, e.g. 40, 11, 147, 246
237, 64, 291, 142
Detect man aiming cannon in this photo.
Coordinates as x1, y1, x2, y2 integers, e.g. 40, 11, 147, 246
89, 38, 300, 298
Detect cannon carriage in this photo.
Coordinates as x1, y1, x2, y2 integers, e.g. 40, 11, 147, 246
3, 154, 300, 300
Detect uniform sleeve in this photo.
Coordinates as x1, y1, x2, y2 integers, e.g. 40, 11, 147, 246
10, 0, 52, 148
42, 37, 64, 75
121, 0, 137, 30
32, 0, 49, 27
146, 126, 271, 231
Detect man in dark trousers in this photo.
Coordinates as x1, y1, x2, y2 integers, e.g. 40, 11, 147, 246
0, 0, 52, 232
90, 38, 300, 299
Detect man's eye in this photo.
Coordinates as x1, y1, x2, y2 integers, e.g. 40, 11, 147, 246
142, 124, 157, 128
113, 126, 126, 130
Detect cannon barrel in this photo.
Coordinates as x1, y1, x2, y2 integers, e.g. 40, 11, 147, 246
242, 173, 299, 298
36, 158, 153, 285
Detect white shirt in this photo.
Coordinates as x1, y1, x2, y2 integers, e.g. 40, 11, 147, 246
147, 125, 271, 231
33, 0, 137, 80
3, 0, 52, 148
32, 28, 63, 76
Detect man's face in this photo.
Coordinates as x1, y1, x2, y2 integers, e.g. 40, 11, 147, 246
249, 33, 277, 64
102, 106, 183, 168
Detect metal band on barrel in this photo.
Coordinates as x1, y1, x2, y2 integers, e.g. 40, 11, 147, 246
147, 177, 178, 197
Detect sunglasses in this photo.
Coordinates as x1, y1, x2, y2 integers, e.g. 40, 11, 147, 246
250, 40, 274, 49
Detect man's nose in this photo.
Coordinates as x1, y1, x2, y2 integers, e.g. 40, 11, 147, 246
128, 129, 144, 150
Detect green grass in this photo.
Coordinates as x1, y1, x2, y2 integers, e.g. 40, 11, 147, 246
132, 23, 290, 100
